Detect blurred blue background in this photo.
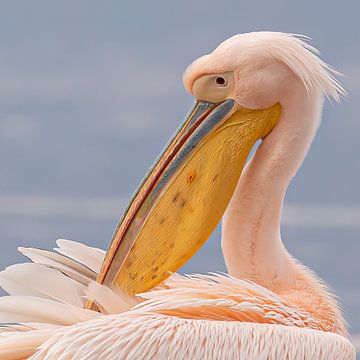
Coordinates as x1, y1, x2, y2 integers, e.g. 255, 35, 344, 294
0, 0, 359, 344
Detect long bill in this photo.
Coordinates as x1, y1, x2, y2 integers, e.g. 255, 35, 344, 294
87, 98, 281, 304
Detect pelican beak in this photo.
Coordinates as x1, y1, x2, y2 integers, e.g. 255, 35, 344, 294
92, 99, 281, 298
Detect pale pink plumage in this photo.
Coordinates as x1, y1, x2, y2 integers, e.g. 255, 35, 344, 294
0, 32, 356, 359
0, 239, 356, 359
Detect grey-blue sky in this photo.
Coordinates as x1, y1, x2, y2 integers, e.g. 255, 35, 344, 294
0, 0, 359, 334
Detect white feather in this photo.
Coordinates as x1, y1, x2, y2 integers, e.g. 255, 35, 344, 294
19, 247, 96, 285
0, 323, 61, 334
86, 282, 137, 315
0, 296, 99, 325
55, 239, 105, 273
0, 263, 86, 307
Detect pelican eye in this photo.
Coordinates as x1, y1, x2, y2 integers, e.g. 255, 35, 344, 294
215, 76, 227, 86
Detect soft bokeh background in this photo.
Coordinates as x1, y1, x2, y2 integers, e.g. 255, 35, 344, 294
0, 0, 359, 345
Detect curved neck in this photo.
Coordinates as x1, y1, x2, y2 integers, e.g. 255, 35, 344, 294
221, 81, 323, 291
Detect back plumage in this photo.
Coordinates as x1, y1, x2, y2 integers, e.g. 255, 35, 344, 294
0, 239, 355, 359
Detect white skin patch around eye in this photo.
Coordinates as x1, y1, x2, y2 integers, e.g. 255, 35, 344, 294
192, 72, 235, 103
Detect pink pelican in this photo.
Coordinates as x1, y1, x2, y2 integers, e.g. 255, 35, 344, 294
0, 32, 356, 359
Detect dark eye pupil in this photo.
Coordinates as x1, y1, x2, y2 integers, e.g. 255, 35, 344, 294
215, 76, 226, 86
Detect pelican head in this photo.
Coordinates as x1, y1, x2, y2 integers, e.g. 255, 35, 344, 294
92, 32, 343, 297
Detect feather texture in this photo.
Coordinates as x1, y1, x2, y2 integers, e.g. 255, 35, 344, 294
0, 243, 356, 359
0, 329, 54, 360
30, 314, 355, 360
54, 239, 105, 274
0, 296, 98, 325
0, 263, 86, 307
136, 273, 330, 331
86, 282, 137, 315
19, 247, 96, 285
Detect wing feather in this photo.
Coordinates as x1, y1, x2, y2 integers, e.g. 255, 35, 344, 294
55, 239, 105, 273
0, 263, 86, 307
0, 296, 99, 325
19, 246, 96, 285
0, 329, 53, 360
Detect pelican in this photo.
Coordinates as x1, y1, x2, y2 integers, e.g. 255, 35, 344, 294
0, 32, 356, 359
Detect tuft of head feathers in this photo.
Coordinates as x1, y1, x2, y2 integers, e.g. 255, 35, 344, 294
183, 32, 345, 103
